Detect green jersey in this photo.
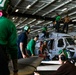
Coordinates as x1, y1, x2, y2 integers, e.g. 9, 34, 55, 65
56, 15, 61, 21
0, 16, 17, 59
27, 39, 36, 55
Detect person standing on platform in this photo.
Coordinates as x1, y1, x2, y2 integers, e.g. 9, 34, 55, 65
55, 13, 61, 32
17, 25, 30, 58
53, 21, 57, 31
27, 35, 39, 56
63, 15, 70, 33
0, 0, 18, 75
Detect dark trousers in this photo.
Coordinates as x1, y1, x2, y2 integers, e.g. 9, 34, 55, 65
0, 45, 10, 75
63, 22, 69, 33
18, 47, 23, 59
27, 50, 31, 56
56, 21, 60, 32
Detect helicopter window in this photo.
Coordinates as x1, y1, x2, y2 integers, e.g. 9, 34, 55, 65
58, 39, 64, 47
65, 39, 69, 46
66, 37, 75, 45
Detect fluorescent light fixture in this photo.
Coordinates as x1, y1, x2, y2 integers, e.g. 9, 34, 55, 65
38, 21, 42, 23
32, 0, 55, 15
19, 25, 25, 28
42, 0, 72, 16
70, 17, 76, 19
58, 0, 61, 2
69, 24, 73, 27
15, 9, 19, 12
16, 23, 20, 26
43, 21, 52, 25
69, 11, 76, 16
60, 23, 64, 26
26, 5, 31, 9
74, 26, 76, 27
28, 19, 36, 24
12, 17, 15, 20
30, 25, 34, 27
36, 20, 44, 25
30, 28, 42, 33
72, 19, 76, 22
61, 8, 67, 11
38, 31, 41, 32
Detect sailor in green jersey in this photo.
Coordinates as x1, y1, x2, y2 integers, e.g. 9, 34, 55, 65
27, 35, 39, 56
55, 13, 61, 32
0, 11, 18, 75
58, 48, 68, 58
56, 15, 61, 21
0, 0, 18, 75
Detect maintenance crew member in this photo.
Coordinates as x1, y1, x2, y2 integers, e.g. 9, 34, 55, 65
58, 48, 68, 58
63, 15, 70, 33
55, 13, 61, 32
0, 0, 18, 75
17, 25, 30, 58
27, 35, 39, 56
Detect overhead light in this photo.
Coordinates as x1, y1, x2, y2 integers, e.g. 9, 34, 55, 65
70, 17, 76, 19
28, 19, 36, 24
30, 25, 34, 27
42, 0, 72, 16
12, 17, 15, 20
58, 0, 62, 2
69, 24, 73, 27
61, 8, 67, 11
69, 12, 76, 16
72, 19, 76, 22
19, 25, 25, 28
38, 21, 42, 23
26, 5, 31, 9
74, 26, 76, 27
32, 0, 55, 15
15, 9, 19, 12
38, 31, 41, 32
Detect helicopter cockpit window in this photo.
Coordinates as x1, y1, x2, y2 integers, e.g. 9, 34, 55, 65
66, 37, 75, 45
58, 39, 64, 47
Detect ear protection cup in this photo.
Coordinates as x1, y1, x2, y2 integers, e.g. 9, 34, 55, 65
24, 25, 30, 31
60, 55, 67, 61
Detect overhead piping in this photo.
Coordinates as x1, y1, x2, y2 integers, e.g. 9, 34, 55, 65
42, 0, 72, 16
27, 19, 36, 24
52, 6, 76, 18
16, 18, 28, 27
22, 0, 38, 13
32, 0, 55, 15
12, 0, 22, 12
69, 11, 76, 16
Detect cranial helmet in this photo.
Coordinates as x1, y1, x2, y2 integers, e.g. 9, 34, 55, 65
24, 25, 30, 31
60, 55, 67, 61
42, 26, 47, 31
0, 0, 9, 11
